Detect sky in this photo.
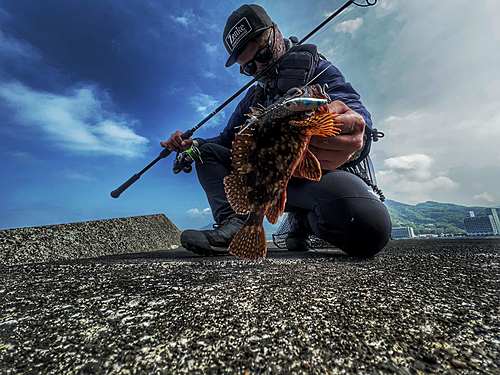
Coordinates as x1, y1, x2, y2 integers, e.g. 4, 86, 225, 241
1, 0, 499, 231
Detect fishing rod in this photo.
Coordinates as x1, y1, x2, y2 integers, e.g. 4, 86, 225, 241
110, 0, 376, 198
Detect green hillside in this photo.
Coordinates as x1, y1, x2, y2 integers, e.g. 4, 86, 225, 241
385, 200, 498, 235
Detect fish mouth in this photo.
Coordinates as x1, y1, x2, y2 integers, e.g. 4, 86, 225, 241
311, 84, 331, 102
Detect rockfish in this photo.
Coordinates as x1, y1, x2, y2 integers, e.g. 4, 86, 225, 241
224, 84, 342, 260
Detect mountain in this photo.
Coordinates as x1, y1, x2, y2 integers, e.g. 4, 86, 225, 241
385, 200, 499, 235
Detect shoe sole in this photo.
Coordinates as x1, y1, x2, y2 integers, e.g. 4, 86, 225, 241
182, 242, 230, 256
286, 237, 311, 252
181, 230, 230, 256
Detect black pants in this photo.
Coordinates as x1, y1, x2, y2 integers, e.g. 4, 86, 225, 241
196, 143, 392, 257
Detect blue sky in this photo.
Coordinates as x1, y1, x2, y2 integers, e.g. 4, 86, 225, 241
1, 0, 499, 231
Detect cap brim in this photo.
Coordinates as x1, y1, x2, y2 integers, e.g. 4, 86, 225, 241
225, 48, 242, 67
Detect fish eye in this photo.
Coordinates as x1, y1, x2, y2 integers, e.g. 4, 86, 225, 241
285, 88, 303, 98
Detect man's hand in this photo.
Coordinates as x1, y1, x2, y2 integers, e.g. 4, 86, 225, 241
160, 131, 194, 152
309, 100, 365, 170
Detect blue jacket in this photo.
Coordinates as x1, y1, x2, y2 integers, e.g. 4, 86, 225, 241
196, 59, 373, 168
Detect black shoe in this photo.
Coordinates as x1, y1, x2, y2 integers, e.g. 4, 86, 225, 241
181, 217, 245, 256
285, 210, 312, 252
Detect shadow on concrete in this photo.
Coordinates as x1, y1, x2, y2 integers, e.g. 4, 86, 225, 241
25, 246, 359, 267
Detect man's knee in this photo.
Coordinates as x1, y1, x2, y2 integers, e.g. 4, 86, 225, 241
199, 142, 221, 159
197, 143, 232, 165
317, 198, 392, 258
341, 218, 391, 257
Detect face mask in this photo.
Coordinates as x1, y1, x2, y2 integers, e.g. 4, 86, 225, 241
254, 24, 286, 83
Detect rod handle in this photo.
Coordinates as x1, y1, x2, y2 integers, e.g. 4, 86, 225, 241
181, 129, 194, 140
110, 173, 140, 198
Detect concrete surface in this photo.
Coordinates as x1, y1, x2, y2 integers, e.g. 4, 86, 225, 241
0, 230, 499, 374
0, 214, 181, 266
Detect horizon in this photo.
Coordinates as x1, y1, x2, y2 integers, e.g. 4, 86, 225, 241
2, 199, 499, 232
1, 1, 499, 231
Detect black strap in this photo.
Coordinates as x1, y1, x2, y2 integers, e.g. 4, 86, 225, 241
275, 44, 319, 96
251, 43, 321, 106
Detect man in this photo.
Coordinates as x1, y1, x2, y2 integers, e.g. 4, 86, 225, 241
162, 4, 391, 257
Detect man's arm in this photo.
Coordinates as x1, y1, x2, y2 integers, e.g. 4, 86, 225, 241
309, 100, 366, 170
313, 60, 372, 170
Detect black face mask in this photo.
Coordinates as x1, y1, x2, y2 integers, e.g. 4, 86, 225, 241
256, 25, 286, 83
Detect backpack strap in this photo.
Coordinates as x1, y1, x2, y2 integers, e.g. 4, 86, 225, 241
251, 42, 321, 106
275, 44, 320, 96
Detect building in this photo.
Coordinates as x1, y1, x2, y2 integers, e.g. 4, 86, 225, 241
464, 208, 500, 236
391, 226, 416, 239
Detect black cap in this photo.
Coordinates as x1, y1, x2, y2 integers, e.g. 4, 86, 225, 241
223, 4, 273, 67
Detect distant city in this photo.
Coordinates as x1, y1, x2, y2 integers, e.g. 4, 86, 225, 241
391, 208, 500, 239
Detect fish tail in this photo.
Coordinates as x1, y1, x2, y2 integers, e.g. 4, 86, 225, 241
229, 213, 267, 260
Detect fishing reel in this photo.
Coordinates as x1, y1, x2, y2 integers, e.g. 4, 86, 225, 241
173, 145, 203, 174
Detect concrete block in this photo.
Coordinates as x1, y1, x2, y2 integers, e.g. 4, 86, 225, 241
0, 214, 181, 266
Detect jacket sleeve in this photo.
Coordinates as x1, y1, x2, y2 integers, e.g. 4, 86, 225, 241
314, 59, 373, 167
195, 86, 257, 149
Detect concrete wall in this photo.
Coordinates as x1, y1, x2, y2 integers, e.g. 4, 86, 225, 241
0, 214, 181, 266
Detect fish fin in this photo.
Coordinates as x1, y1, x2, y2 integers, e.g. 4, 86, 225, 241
266, 190, 287, 225
224, 174, 250, 215
249, 105, 265, 116
299, 147, 322, 181
224, 139, 253, 215
224, 147, 251, 215
315, 105, 330, 115
289, 113, 342, 137
229, 223, 267, 260
224, 122, 257, 215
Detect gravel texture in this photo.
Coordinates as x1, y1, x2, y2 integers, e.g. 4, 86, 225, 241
1, 238, 499, 374
0, 214, 181, 266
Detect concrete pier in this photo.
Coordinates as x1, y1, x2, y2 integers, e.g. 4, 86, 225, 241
0, 218, 499, 374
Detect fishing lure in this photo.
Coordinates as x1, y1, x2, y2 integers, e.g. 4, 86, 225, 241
282, 97, 330, 112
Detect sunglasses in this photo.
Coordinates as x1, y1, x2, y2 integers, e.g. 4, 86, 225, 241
240, 27, 275, 76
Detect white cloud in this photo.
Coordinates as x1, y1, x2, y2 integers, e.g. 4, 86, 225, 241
0, 29, 42, 61
383, 154, 433, 180
378, 106, 500, 171
190, 93, 217, 116
203, 43, 217, 54
367, 0, 500, 204
335, 17, 363, 39
377, 153, 459, 204
395, 176, 459, 195
170, 9, 195, 27
375, 0, 399, 18
473, 192, 495, 203
0, 82, 148, 157
485, 0, 500, 40
187, 207, 211, 218
63, 170, 96, 182
201, 70, 216, 79
3, 150, 41, 166
189, 93, 225, 128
